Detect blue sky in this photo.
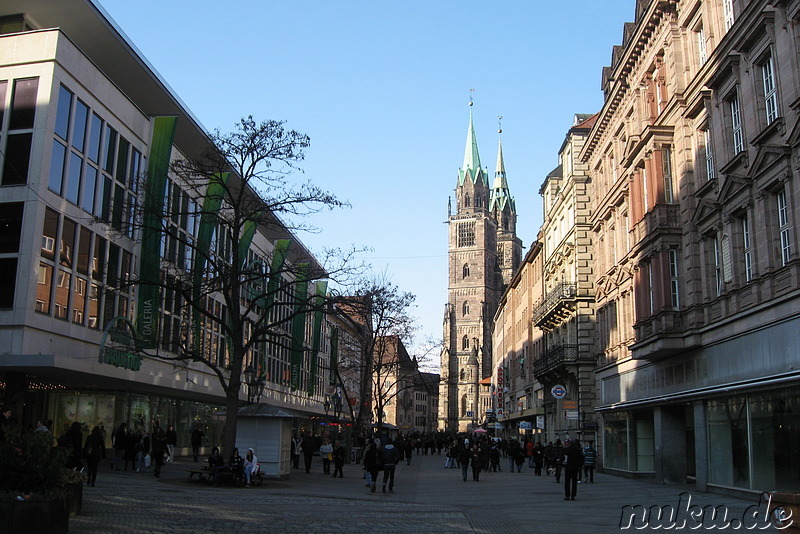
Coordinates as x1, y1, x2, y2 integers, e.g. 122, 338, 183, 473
97, 0, 634, 364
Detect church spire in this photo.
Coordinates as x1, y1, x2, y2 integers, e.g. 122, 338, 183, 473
458, 94, 487, 187
489, 117, 512, 213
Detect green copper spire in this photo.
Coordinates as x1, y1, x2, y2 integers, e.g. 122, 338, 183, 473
489, 123, 512, 212
458, 102, 487, 186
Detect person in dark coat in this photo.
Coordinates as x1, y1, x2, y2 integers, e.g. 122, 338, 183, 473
151, 428, 167, 478
332, 440, 346, 478
111, 422, 127, 470
458, 443, 471, 481
165, 424, 177, 462
533, 442, 545, 476
563, 440, 585, 501
363, 441, 381, 493
124, 429, 137, 471
190, 425, 204, 462
380, 439, 400, 493
301, 432, 316, 474
83, 425, 106, 486
61, 421, 84, 471
471, 444, 483, 481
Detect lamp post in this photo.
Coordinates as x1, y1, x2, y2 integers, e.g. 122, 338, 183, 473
244, 364, 265, 405
323, 396, 331, 438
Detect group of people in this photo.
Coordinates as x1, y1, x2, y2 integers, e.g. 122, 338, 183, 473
207, 446, 259, 486
108, 422, 178, 478
291, 432, 347, 477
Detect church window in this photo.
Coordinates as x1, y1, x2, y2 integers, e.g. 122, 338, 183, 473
457, 222, 475, 247
464, 193, 471, 207
461, 395, 468, 417
476, 194, 482, 208
462, 301, 469, 316
462, 263, 470, 278
462, 335, 469, 350
460, 368, 466, 380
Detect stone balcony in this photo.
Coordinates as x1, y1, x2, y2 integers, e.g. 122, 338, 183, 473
532, 282, 577, 330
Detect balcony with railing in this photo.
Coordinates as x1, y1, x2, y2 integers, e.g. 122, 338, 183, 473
532, 282, 577, 330
533, 344, 584, 378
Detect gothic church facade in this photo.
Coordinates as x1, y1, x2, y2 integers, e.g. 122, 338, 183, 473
439, 105, 522, 432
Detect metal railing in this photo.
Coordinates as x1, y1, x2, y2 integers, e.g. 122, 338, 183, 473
532, 282, 576, 326
532, 344, 579, 377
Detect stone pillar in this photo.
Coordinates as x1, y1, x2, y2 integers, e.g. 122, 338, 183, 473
693, 401, 708, 491
654, 405, 687, 483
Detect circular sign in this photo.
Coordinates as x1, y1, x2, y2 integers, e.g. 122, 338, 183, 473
551, 384, 567, 399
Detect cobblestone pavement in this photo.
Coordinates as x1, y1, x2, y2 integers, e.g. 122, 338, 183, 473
70, 452, 774, 533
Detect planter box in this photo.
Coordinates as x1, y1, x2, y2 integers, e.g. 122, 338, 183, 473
0, 499, 69, 534
770, 492, 800, 533
66, 483, 82, 516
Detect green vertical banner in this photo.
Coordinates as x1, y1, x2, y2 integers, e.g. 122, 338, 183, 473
289, 263, 308, 391
259, 239, 290, 379
191, 172, 230, 353
329, 326, 339, 386
306, 281, 327, 396
237, 219, 257, 269
137, 116, 177, 348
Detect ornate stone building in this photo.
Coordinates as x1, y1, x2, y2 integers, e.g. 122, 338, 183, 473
534, 114, 598, 443
584, 0, 800, 492
439, 105, 521, 432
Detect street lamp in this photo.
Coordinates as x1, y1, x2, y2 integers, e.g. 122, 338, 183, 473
332, 391, 343, 422
244, 364, 265, 405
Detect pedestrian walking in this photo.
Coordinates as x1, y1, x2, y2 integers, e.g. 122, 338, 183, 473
301, 432, 316, 474
320, 438, 333, 475
552, 439, 564, 482
332, 440, 346, 478
111, 422, 127, 470
135, 428, 150, 472
489, 445, 501, 472
165, 424, 177, 462
583, 440, 596, 483
533, 442, 544, 476
83, 425, 105, 487
471, 444, 483, 481
190, 424, 204, 462
458, 443, 471, 481
151, 428, 167, 478
381, 438, 400, 493
563, 440, 584, 501
363, 441, 381, 493
291, 433, 302, 469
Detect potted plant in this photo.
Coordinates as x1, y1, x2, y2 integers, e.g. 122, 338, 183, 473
0, 426, 81, 534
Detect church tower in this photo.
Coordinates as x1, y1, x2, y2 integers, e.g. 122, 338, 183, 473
439, 103, 520, 432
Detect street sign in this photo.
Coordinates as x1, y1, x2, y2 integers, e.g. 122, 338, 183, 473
551, 384, 567, 399
519, 422, 532, 430
562, 400, 578, 409
565, 411, 580, 420
536, 414, 545, 430
466, 411, 474, 418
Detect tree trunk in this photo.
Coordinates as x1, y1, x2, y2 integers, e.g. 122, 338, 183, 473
222, 387, 240, 455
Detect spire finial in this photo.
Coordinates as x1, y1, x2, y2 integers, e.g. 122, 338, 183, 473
469, 88, 475, 107
498, 115, 503, 134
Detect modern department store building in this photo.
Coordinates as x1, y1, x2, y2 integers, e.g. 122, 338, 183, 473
0, 0, 333, 451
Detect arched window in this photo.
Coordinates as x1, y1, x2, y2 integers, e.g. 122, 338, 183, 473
462, 301, 470, 316
462, 336, 470, 350
476, 194, 482, 208
462, 263, 470, 278
461, 395, 468, 417
464, 193, 471, 207
460, 368, 465, 381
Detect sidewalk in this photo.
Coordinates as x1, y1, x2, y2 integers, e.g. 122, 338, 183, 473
69, 452, 774, 533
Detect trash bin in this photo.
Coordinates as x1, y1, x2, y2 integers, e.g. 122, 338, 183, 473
769, 492, 800, 533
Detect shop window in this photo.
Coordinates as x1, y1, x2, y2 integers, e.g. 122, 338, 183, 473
0, 202, 23, 253
0, 258, 17, 308
707, 396, 750, 488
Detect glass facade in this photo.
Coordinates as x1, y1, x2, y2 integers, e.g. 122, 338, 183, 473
602, 409, 654, 472
47, 390, 224, 451
708, 387, 800, 492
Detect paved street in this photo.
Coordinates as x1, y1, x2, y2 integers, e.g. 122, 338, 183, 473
70, 451, 775, 533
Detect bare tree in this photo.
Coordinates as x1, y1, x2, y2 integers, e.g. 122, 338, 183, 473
132, 116, 351, 454
332, 274, 419, 438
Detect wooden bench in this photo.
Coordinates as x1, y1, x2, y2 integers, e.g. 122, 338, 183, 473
186, 468, 211, 483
